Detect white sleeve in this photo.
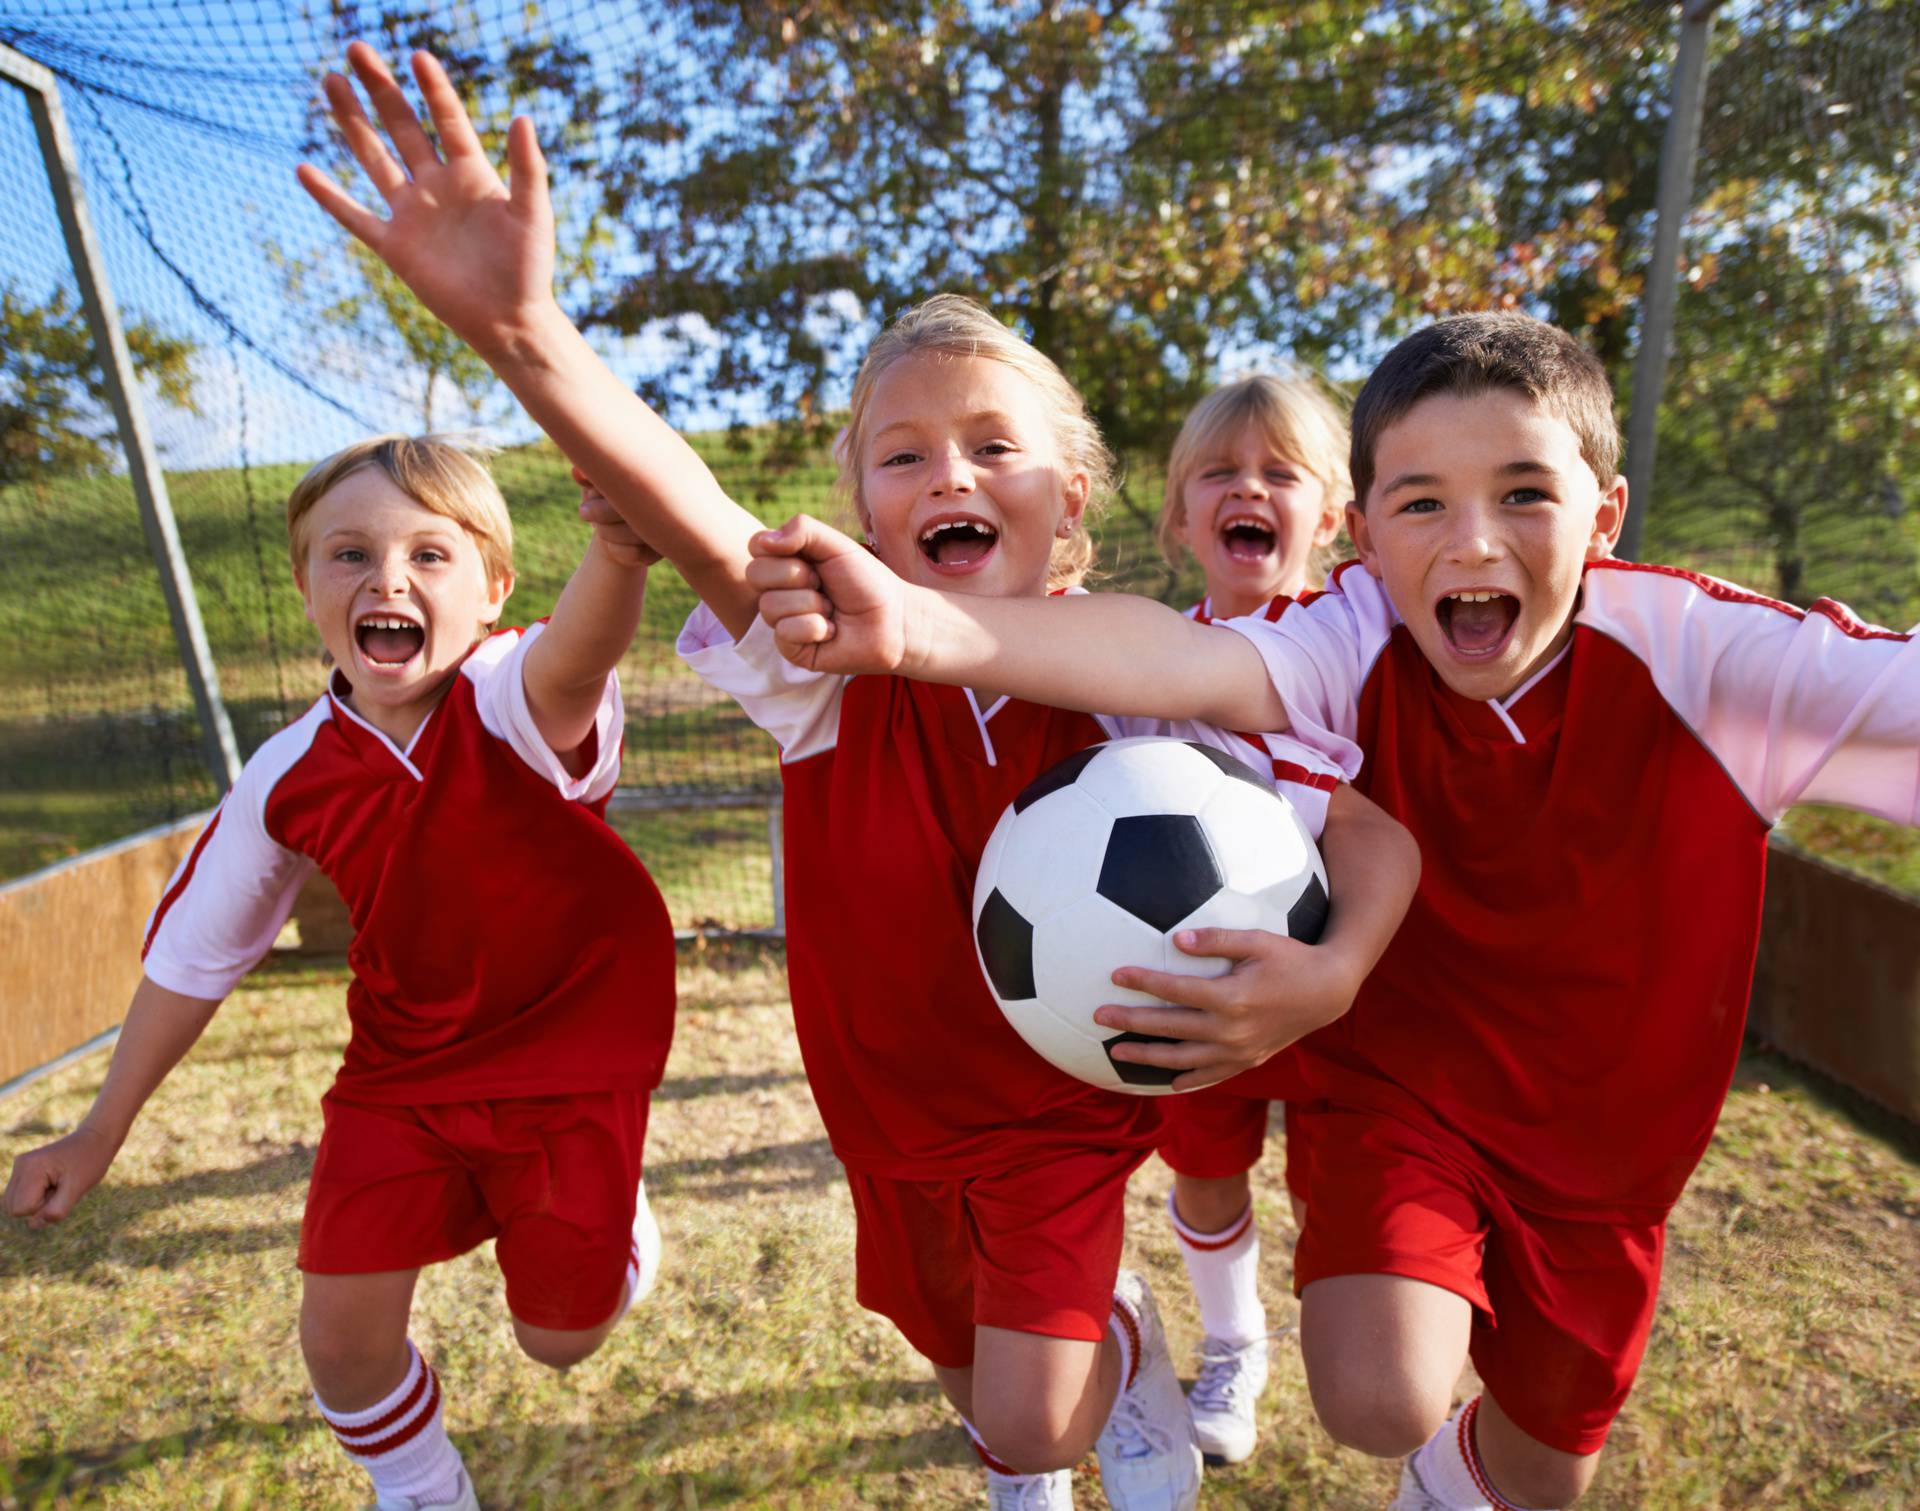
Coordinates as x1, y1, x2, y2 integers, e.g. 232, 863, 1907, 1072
466, 623, 624, 804
141, 732, 319, 1000
1215, 565, 1394, 783
676, 603, 846, 761
1581, 566, 1920, 824
1094, 714, 1346, 839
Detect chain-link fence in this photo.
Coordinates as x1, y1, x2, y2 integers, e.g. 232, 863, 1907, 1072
1, 0, 1915, 933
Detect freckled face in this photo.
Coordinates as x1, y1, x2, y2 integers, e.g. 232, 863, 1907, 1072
294, 468, 510, 729
1347, 389, 1626, 701
858, 352, 1087, 599
1177, 421, 1340, 615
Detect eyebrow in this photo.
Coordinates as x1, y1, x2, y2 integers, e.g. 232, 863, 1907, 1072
872, 410, 1018, 443
1380, 459, 1559, 494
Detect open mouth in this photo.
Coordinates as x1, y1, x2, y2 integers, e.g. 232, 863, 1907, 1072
1436, 590, 1519, 659
918, 516, 1000, 572
1218, 514, 1277, 562
355, 613, 425, 669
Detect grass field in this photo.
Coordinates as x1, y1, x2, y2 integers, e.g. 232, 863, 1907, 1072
2, 949, 1917, 1510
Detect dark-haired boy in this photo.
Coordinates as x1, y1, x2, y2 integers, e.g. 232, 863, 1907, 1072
747, 312, 1920, 1508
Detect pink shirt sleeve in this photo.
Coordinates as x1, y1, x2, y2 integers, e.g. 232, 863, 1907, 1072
141, 711, 323, 1000
1580, 564, 1920, 825
676, 603, 846, 761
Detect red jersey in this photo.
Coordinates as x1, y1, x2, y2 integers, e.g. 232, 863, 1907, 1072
679, 607, 1341, 1179
142, 624, 676, 1104
1221, 561, 1919, 1220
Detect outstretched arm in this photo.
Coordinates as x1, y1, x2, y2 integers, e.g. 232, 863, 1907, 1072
1096, 783, 1420, 1091
748, 512, 1290, 731
3, 977, 222, 1228
295, 44, 762, 635
521, 470, 660, 764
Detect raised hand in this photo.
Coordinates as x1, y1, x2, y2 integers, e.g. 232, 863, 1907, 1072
1096, 926, 1360, 1092
295, 43, 555, 355
574, 465, 661, 568
747, 514, 911, 675
3, 1123, 119, 1230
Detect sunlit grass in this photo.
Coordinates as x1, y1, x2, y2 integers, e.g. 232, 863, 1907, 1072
2, 953, 1916, 1508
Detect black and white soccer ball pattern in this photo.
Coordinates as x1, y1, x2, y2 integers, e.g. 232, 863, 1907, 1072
973, 736, 1330, 1097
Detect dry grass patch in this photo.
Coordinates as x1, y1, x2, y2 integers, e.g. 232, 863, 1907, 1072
2, 953, 1917, 1508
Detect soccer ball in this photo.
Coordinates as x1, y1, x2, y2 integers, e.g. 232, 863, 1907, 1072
972, 736, 1329, 1096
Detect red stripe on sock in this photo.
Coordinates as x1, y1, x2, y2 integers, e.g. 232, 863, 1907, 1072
1110, 1295, 1142, 1391
1174, 1205, 1254, 1252
1458, 1397, 1522, 1511
327, 1363, 439, 1457
967, 1432, 1023, 1477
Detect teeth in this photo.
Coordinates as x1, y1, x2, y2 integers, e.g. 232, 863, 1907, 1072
1221, 515, 1273, 532
919, 520, 995, 543
1446, 591, 1505, 604
358, 615, 420, 630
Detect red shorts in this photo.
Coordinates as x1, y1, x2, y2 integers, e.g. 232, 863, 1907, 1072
1155, 1085, 1271, 1179
845, 1143, 1150, 1368
300, 1089, 649, 1331
1291, 1103, 1663, 1455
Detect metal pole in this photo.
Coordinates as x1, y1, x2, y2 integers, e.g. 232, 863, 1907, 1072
2, 42, 243, 791
1620, 0, 1723, 562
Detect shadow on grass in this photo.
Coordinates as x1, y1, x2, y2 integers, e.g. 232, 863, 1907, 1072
0, 1149, 310, 1279
653, 1069, 806, 1103
646, 1137, 840, 1204
0, 1414, 318, 1505
1735, 1042, 1920, 1166
1, 1380, 964, 1507
0, 1221, 303, 1281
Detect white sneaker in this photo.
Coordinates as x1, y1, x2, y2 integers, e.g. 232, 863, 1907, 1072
369, 1465, 481, 1511
628, 1178, 663, 1310
987, 1466, 1075, 1509
1096, 1272, 1203, 1511
1186, 1333, 1269, 1464
1386, 1456, 1450, 1511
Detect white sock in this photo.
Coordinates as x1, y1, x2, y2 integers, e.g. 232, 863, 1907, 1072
1410, 1396, 1552, 1511
1108, 1290, 1141, 1393
613, 1177, 661, 1324
1166, 1190, 1266, 1346
314, 1340, 464, 1506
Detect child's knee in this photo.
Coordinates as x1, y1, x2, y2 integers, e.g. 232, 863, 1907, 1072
512, 1316, 610, 1371
1306, 1360, 1450, 1459
971, 1396, 1087, 1475
300, 1317, 406, 1403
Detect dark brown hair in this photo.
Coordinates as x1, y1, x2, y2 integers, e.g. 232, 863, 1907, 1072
1349, 313, 1619, 508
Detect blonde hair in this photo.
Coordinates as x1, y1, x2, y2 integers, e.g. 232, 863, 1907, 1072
835, 293, 1118, 590
287, 434, 515, 600
1156, 374, 1352, 577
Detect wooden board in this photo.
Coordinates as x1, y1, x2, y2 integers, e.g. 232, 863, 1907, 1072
0, 816, 205, 1087
1750, 840, 1920, 1126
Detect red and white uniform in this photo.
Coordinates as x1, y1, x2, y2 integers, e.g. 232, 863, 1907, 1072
1156, 595, 1319, 1192
144, 626, 677, 1321
1219, 559, 1919, 1450
679, 604, 1338, 1363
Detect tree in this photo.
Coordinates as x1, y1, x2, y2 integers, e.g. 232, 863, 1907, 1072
0, 283, 197, 490
596, 1, 1421, 470
278, 2, 608, 431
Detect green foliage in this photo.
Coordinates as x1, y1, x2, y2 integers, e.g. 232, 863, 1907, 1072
0, 283, 197, 490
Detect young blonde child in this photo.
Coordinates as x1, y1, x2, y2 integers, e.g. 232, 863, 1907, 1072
748, 313, 1920, 1510
4, 437, 675, 1511
289, 45, 1421, 1509
1148, 374, 1350, 1465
